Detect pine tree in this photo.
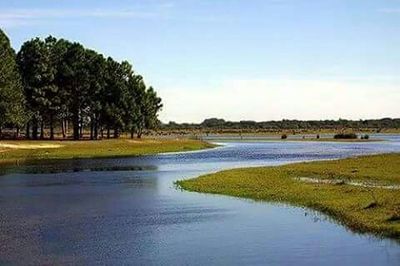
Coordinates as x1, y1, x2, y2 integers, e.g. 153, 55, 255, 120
0, 29, 26, 138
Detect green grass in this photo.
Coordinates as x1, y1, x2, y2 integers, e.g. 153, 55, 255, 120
0, 138, 215, 165
177, 153, 400, 238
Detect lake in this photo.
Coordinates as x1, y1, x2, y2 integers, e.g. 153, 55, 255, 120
1, 135, 400, 265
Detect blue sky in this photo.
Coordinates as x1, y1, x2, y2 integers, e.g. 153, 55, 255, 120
1, 0, 400, 122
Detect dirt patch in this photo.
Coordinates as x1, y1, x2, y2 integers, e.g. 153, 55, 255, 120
126, 139, 161, 144
126, 140, 142, 144
295, 177, 400, 190
295, 177, 345, 185
0, 143, 63, 150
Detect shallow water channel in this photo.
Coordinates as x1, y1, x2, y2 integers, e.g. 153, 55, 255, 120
1, 135, 400, 265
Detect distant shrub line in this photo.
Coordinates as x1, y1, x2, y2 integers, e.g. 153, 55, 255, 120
163, 118, 400, 131
334, 133, 358, 139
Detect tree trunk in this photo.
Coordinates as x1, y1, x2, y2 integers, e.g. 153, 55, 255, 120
114, 127, 119, 138
94, 120, 98, 140
32, 119, 38, 140
26, 121, 30, 139
79, 123, 83, 139
130, 128, 134, 139
90, 119, 94, 140
107, 127, 110, 139
0, 127, 2, 140
61, 119, 66, 139
49, 114, 54, 140
40, 120, 44, 139
73, 115, 80, 140
65, 120, 69, 137
137, 128, 142, 139
16, 127, 20, 139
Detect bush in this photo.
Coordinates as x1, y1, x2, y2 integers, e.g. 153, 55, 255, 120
334, 133, 358, 139
316, 134, 320, 139
361, 134, 370, 140
281, 134, 288, 139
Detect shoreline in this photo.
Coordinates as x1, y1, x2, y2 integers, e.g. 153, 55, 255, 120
202, 137, 384, 143
177, 153, 400, 238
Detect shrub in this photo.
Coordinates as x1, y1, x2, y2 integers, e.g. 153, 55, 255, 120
361, 134, 370, 140
334, 133, 357, 139
281, 134, 288, 139
316, 134, 320, 139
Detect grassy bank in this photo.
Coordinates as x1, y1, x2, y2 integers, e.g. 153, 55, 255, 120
178, 153, 400, 238
0, 138, 215, 165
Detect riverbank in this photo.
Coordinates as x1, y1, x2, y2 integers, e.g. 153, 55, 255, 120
157, 128, 400, 138
177, 153, 400, 238
285, 137, 381, 142
182, 132, 390, 142
0, 138, 215, 165
202, 137, 381, 142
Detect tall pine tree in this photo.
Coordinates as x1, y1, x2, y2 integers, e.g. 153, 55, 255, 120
0, 29, 26, 138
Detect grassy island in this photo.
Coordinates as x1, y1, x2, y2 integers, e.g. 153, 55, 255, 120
178, 153, 400, 238
0, 138, 215, 165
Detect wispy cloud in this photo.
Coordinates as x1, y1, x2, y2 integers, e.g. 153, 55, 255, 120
0, 8, 160, 19
0, 7, 168, 28
0, 3, 232, 28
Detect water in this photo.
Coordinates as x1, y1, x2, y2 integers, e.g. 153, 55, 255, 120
1, 135, 400, 265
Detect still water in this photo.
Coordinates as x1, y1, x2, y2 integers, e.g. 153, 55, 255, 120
1, 135, 400, 265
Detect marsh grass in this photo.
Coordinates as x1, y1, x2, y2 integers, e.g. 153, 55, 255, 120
0, 138, 215, 165
177, 153, 400, 238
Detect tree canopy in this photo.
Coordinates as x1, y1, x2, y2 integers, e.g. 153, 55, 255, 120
0, 29, 26, 137
0, 29, 162, 140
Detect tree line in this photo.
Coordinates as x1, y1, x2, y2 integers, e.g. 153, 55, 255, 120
164, 118, 400, 131
0, 29, 162, 140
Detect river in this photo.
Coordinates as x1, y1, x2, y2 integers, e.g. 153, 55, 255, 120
1, 135, 400, 265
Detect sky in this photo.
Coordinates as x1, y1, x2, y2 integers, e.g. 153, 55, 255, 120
1, 0, 400, 123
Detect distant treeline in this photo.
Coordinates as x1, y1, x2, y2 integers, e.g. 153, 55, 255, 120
0, 29, 162, 140
163, 118, 400, 131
